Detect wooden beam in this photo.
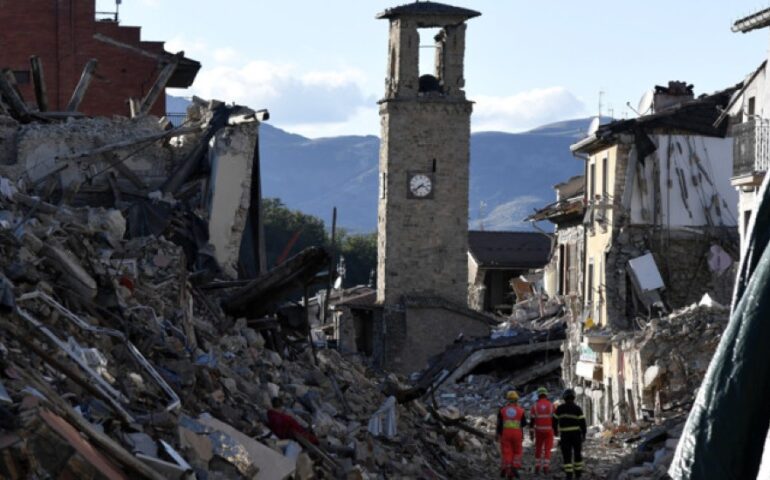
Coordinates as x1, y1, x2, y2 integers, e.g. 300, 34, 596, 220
0, 69, 31, 121
29, 55, 49, 112
129, 97, 140, 118
138, 55, 180, 116
66, 59, 98, 112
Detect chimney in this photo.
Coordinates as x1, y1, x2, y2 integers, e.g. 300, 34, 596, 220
653, 81, 694, 112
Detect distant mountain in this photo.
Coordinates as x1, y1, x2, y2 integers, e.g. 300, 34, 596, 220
168, 95, 602, 232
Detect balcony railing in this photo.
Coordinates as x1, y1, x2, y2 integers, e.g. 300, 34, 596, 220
732, 118, 770, 178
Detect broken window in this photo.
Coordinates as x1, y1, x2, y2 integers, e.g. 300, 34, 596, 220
602, 157, 608, 198
558, 244, 566, 296
586, 259, 595, 313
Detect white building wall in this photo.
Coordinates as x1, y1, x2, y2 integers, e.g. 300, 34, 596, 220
629, 135, 737, 227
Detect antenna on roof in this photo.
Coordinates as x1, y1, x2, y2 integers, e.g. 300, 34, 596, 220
598, 90, 604, 117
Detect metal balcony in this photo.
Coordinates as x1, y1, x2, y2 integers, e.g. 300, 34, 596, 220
732, 118, 770, 178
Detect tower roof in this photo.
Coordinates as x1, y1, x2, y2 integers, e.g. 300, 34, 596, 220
376, 1, 480, 22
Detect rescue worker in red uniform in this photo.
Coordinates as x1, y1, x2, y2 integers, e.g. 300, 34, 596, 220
553, 388, 587, 479
496, 390, 528, 478
529, 386, 554, 474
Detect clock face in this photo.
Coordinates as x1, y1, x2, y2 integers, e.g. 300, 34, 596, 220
409, 174, 433, 198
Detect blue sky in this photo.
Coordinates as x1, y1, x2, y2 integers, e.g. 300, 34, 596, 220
103, 0, 770, 137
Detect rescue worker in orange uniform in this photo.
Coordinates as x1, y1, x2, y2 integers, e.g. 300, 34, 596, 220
529, 386, 555, 474
496, 390, 528, 478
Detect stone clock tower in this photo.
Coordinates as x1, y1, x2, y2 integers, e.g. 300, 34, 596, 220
376, 2, 479, 306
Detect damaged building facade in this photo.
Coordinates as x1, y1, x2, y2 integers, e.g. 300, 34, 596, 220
0, 0, 199, 117
565, 83, 740, 425
526, 174, 586, 396
727, 11, 770, 256
467, 230, 551, 314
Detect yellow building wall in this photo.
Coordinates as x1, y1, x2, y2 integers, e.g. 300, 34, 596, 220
584, 145, 620, 330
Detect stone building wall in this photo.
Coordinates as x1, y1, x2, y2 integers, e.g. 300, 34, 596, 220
377, 99, 472, 306
604, 226, 738, 326
379, 301, 491, 374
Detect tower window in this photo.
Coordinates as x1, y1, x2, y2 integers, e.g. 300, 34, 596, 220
418, 27, 443, 94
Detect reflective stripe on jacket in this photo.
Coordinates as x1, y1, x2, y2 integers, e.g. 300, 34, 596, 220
552, 401, 587, 437
499, 404, 525, 430
530, 398, 554, 431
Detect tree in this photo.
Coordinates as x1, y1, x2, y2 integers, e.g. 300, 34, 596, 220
261, 199, 377, 288
263, 198, 326, 268
337, 231, 377, 287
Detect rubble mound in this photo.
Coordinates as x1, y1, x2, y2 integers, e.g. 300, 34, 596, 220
0, 184, 499, 478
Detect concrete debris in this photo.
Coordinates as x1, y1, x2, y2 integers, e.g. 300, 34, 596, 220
0, 110, 513, 478
367, 396, 397, 438
615, 302, 730, 421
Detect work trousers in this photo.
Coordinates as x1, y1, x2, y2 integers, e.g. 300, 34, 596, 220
560, 431, 584, 478
500, 428, 523, 477
534, 429, 554, 469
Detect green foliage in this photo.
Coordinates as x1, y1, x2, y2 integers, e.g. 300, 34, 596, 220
262, 198, 377, 288
263, 198, 326, 268
337, 231, 377, 287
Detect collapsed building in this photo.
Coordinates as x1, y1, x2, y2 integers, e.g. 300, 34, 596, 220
0, 0, 200, 117
467, 230, 551, 314
526, 174, 586, 403
556, 82, 741, 426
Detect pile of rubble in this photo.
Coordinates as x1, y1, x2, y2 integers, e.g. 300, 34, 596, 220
0, 101, 515, 479
616, 299, 730, 416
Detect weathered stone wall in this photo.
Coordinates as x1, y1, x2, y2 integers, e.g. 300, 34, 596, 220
377, 99, 472, 306
206, 122, 258, 277
378, 300, 491, 374
8, 115, 174, 191
604, 226, 737, 327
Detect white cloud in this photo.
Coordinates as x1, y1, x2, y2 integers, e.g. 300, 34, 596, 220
472, 87, 586, 133
189, 60, 372, 131
212, 47, 240, 65
163, 39, 374, 136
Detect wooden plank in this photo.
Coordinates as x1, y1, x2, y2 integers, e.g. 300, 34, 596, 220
66, 59, 98, 112
138, 56, 180, 116
0, 69, 31, 121
29, 55, 49, 112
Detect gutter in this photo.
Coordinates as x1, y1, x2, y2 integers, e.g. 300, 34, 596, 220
570, 134, 598, 155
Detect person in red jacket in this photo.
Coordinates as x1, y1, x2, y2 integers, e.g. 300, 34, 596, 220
496, 390, 527, 478
529, 386, 555, 474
